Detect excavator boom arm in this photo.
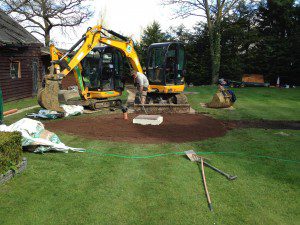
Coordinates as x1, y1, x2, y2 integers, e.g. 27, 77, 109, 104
38, 25, 143, 112
100, 38, 142, 72
57, 25, 142, 78
50, 45, 85, 93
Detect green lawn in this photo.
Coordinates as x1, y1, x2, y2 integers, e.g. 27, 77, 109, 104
3, 97, 38, 112
2, 97, 40, 125
186, 86, 300, 121
0, 129, 299, 225
2, 89, 129, 125
3, 86, 300, 125
0, 86, 300, 224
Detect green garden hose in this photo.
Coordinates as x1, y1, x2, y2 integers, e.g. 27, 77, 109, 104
85, 150, 300, 164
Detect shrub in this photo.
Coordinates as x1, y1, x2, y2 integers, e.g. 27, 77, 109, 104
0, 132, 22, 174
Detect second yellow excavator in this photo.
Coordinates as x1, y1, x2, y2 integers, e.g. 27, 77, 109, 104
38, 25, 190, 113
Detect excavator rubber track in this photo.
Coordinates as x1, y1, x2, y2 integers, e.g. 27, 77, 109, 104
38, 75, 122, 112
127, 88, 192, 114
65, 98, 122, 110
134, 93, 193, 114
134, 103, 192, 114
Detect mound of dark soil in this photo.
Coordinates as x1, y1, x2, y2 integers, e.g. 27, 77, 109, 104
45, 114, 228, 143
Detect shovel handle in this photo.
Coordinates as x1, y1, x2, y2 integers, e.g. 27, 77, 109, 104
204, 161, 237, 181
200, 157, 213, 211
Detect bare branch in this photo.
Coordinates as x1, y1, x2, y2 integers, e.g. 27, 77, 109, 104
0, 0, 94, 46
223, 0, 240, 16
30, 30, 44, 37
162, 0, 241, 84
3, 0, 29, 13
24, 25, 40, 29
162, 0, 240, 24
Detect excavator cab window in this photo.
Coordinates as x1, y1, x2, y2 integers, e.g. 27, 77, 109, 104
176, 44, 185, 84
147, 47, 166, 84
146, 42, 185, 86
165, 47, 176, 83
113, 50, 125, 91
81, 51, 101, 89
100, 52, 114, 91
82, 46, 125, 92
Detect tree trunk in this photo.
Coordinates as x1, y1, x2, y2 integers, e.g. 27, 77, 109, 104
207, 22, 221, 84
42, 0, 51, 47
45, 30, 50, 46
208, 30, 215, 82
211, 25, 221, 84
205, 0, 223, 85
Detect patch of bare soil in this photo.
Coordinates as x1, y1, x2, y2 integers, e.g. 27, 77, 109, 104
45, 114, 228, 143
225, 120, 300, 130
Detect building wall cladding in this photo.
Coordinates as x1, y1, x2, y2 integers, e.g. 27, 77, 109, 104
0, 45, 42, 102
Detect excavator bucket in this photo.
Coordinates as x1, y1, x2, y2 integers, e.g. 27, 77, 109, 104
206, 91, 233, 108
37, 77, 65, 112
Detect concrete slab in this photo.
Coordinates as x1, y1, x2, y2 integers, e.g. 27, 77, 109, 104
133, 115, 163, 125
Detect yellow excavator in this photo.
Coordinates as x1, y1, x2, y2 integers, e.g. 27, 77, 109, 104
38, 25, 190, 113
43, 44, 127, 110
137, 42, 189, 113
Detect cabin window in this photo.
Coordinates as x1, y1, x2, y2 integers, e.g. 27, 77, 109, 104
10, 61, 21, 79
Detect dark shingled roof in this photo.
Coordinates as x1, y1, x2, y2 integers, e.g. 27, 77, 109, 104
0, 10, 42, 46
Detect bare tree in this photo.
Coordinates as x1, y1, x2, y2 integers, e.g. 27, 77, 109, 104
164, 0, 240, 84
1, 0, 94, 46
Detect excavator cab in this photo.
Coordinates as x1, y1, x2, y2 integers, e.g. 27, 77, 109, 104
143, 42, 188, 106
82, 46, 125, 92
38, 45, 126, 112
146, 42, 185, 88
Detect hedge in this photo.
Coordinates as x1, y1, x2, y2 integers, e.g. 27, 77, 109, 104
0, 132, 22, 174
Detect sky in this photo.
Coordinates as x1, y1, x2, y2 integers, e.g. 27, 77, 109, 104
50, 0, 201, 48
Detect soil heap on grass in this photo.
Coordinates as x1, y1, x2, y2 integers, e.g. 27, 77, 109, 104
45, 114, 228, 143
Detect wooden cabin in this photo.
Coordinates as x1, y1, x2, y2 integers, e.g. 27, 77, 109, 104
0, 10, 43, 101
